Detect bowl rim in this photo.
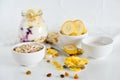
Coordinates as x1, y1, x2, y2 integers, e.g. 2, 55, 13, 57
59, 31, 88, 38
12, 42, 45, 54
81, 36, 113, 47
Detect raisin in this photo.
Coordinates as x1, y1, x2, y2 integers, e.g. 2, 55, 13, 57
26, 70, 31, 75
63, 65, 67, 69
46, 73, 52, 77
60, 74, 64, 78
74, 74, 79, 79
46, 60, 50, 63
64, 72, 69, 77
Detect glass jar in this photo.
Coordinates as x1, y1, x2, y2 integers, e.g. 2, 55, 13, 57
19, 9, 47, 43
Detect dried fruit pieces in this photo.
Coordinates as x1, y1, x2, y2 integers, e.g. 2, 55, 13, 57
26, 9, 42, 22
63, 44, 84, 55
60, 20, 87, 36
74, 20, 86, 35
46, 32, 59, 44
60, 74, 65, 78
64, 56, 88, 72
26, 70, 31, 75
63, 44, 78, 55
46, 48, 59, 57
61, 21, 75, 35
64, 72, 69, 77
52, 60, 63, 71
46, 60, 50, 63
46, 73, 52, 77
74, 74, 79, 79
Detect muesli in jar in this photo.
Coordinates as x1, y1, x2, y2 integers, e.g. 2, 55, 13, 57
19, 9, 47, 43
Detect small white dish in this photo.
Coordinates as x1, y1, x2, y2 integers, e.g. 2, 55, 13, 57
81, 36, 113, 59
59, 32, 88, 46
12, 42, 46, 67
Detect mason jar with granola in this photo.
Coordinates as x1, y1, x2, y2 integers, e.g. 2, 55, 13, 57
19, 9, 47, 43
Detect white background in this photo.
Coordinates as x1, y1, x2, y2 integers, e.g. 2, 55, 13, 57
0, 0, 120, 80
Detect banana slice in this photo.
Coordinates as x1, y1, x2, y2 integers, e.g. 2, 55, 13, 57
61, 21, 75, 35
69, 33, 77, 36
77, 48, 84, 55
63, 44, 77, 55
82, 26, 87, 34
26, 9, 35, 17
74, 20, 85, 35
37, 9, 42, 15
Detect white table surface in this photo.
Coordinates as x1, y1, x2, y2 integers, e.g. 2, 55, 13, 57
0, 36, 120, 80
0, 0, 120, 80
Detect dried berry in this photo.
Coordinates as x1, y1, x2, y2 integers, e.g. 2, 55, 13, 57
74, 74, 79, 79
80, 65, 85, 70
55, 54, 59, 57
64, 72, 69, 77
63, 65, 68, 69
46, 73, 52, 77
26, 70, 31, 75
60, 74, 64, 78
20, 27, 23, 30
29, 26, 33, 28
46, 60, 50, 63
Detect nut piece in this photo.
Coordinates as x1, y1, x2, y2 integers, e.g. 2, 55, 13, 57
74, 74, 79, 79
64, 72, 69, 77
60, 74, 64, 78
26, 70, 31, 75
46, 73, 52, 77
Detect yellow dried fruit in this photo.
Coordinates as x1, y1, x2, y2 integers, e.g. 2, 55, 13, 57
46, 32, 59, 44
47, 48, 59, 57
64, 56, 88, 72
52, 60, 63, 71
70, 67, 81, 72
60, 20, 87, 36
63, 44, 78, 55
61, 20, 75, 35
77, 48, 84, 55
25, 9, 42, 22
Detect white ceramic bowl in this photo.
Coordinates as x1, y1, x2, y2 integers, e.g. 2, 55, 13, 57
12, 42, 46, 67
59, 32, 88, 47
81, 36, 113, 59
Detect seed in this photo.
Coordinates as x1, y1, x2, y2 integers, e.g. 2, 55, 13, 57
74, 74, 79, 79
46, 60, 50, 63
26, 70, 31, 75
60, 74, 64, 78
46, 73, 52, 77
64, 72, 69, 77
